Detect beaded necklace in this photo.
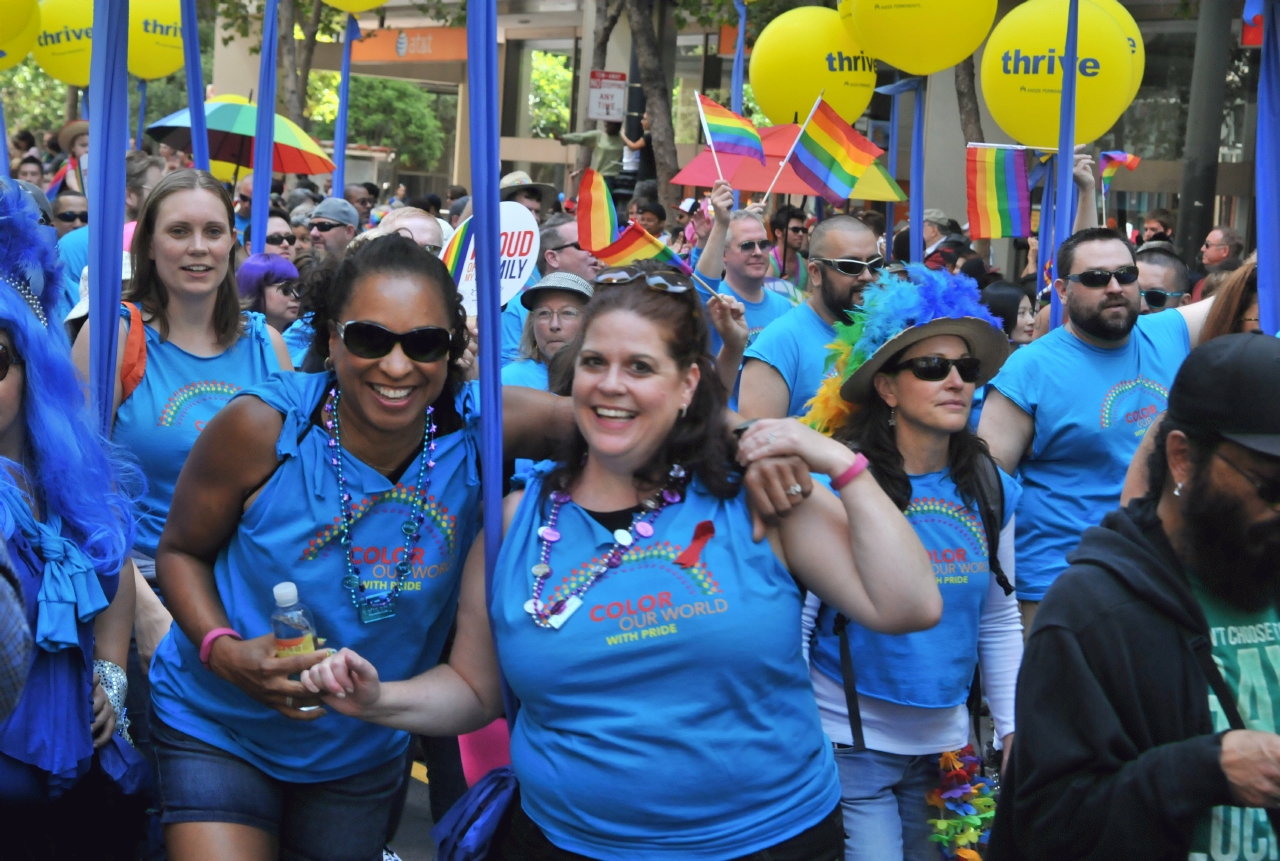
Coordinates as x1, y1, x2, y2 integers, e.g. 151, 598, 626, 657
526, 464, 686, 629
324, 386, 436, 624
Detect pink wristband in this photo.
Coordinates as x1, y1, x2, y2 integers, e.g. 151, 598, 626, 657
830, 453, 870, 491
199, 627, 242, 667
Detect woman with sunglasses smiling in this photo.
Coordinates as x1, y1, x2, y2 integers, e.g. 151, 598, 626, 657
299, 269, 940, 861
147, 234, 576, 861
750, 265, 1022, 861
263, 207, 298, 262
236, 253, 302, 334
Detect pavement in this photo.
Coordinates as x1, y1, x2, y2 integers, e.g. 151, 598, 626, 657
389, 763, 437, 861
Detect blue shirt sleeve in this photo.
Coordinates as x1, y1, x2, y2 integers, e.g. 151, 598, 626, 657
998, 469, 1023, 528
1135, 305, 1192, 356
744, 313, 799, 381
692, 272, 724, 355
56, 227, 89, 312
988, 335, 1041, 417
501, 301, 529, 367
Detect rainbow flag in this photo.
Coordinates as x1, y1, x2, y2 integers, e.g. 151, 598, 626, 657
697, 93, 765, 164
441, 216, 473, 283
965, 146, 1031, 239
576, 168, 618, 253
789, 98, 883, 205
594, 223, 692, 274
1099, 151, 1141, 195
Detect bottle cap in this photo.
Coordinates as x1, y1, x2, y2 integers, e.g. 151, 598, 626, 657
273, 581, 299, 607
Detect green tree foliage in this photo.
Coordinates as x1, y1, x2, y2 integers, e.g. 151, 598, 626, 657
309, 75, 449, 171
0, 58, 65, 136
528, 51, 572, 139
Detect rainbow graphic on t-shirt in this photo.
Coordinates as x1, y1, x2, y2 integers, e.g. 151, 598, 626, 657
906, 496, 987, 557
1099, 376, 1170, 429
157, 381, 242, 426
546, 541, 721, 608
302, 487, 457, 562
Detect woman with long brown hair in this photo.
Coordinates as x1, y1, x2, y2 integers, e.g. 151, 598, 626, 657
1199, 259, 1261, 342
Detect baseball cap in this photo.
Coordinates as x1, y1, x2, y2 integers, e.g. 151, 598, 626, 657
11, 179, 52, 225
1167, 333, 1280, 457
922, 208, 949, 226
310, 197, 360, 227
520, 272, 593, 310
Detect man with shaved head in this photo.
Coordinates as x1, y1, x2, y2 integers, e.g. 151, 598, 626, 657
739, 215, 883, 418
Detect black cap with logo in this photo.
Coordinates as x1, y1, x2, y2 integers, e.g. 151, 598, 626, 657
1167, 333, 1280, 458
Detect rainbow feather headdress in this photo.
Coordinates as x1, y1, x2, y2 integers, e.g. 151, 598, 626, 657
802, 264, 1005, 436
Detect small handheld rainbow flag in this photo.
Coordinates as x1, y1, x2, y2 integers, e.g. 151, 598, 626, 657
1099, 151, 1141, 196
696, 93, 765, 165
441, 216, 473, 283
787, 96, 883, 205
576, 168, 618, 253
593, 223, 692, 274
965, 145, 1031, 239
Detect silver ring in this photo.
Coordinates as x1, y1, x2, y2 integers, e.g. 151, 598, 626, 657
286, 697, 293, 709
767, 432, 778, 444
786, 484, 803, 496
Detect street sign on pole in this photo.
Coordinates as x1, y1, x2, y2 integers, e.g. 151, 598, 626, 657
587, 70, 627, 122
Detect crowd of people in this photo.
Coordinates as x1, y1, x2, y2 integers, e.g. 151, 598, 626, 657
1, 114, 1277, 861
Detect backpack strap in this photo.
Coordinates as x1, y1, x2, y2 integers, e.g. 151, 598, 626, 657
833, 613, 867, 751
974, 454, 1014, 596
120, 302, 147, 403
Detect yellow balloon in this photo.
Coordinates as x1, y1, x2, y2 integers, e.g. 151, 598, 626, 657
320, 0, 385, 12
838, 0, 996, 77
1090, 0, 1145, 103
750, 7, 877, 126
129, 0, 184, 81
981, 0, 1133, 149
31, 0, 92, 88
0, 4, 39, 74
0, 0, 36, 47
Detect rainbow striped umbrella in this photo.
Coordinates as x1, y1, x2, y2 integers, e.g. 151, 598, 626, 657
147, 96, 336, 175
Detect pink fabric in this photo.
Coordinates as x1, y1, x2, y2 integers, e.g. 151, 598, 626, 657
123, 221, 137, 254
458, 719, 511, 786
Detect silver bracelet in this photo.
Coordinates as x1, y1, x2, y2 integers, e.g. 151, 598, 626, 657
93, 659, 132, 745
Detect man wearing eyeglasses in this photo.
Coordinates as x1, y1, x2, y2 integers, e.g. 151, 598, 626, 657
739, 215, 881, 420
1135, 245, 1191, 314
767, 205, 809, 300
234, 176, 255, 242
501, 214, 600, 366
51, 191, 88, 240
990, 334, 1280, 861
978, 227, 1217, 632
308, 197, 360, 261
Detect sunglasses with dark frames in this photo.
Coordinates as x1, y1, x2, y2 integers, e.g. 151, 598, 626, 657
1216, 450, 1280, 507
1142, 289, 1184, 309
55, 211, 88, 223
883, 355, 981, 383
546, 241, 582, 253
813, 256, 885, 277
238, 194, 252, 203
594, 266, 694, 294
311, 220, 347, 233
265, 232, 298, 247
1066, 265, 1140, 288
0, 344, 22, 382
270, 280, 305, 300
735, 239, 775, 254
335, 321, 453, 363
787, 225, 809, 234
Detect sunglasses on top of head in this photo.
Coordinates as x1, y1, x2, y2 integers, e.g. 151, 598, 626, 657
814, 256, 885, 277
0, 344, 21, 382
335, 321, 453, 363
1066, 265, 1140, 288
594, 266, 694, 294
883, 356, 981, 383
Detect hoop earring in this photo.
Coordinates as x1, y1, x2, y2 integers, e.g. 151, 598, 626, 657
679, 404, 688, 418
888, 408, 896, 427
323, 356, 334, 372
1174, 482, 1183, 497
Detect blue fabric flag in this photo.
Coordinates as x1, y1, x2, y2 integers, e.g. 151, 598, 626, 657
331, 14, 360, 196
180, 0, 210, 170
1050, 0, 1080, 330
1257, 0, 1279, 336
250, 0, 280, 255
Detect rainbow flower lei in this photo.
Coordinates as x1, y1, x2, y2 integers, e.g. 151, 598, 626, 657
926, 745, 997, 860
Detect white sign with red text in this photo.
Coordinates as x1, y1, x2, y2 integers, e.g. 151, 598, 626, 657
456, 201, 541, 316
587, 70, 627, 122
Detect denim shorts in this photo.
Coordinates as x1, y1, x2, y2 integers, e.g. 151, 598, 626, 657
151, 713, 410, 861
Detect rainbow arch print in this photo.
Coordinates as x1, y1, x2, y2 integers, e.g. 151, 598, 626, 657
157, 381, 242, 426
547, 541, 721, 607
302, 487, 458, 562
1099, 376, 1170, 429
906, 496, 987, 557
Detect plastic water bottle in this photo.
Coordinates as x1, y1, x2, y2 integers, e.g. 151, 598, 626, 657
271, 582, 317, 657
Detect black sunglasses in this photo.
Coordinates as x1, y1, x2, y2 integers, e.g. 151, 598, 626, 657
787, 225, 809, 234
1143, 289, 1184, 309
594, 266, 694, 294
814, 256, 885, 277
0, 344, 22, 382
271, 280, 304, 300
55, 210, 88, 223
547, 241, 582, 253
884, 356, 981, 383
311, 220, 347, 233
336, 321, 453, 363
1216, 451, 1280, 507
238, 193, 252, 203
265, 232, 298, 247
1067, 265, 1140, 288
735, 239, 774, 254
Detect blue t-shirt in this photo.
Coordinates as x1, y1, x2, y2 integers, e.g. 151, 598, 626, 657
282, 313, 316, 368
692, 273, 794, 357
113, 309, 282, 557
491, 467, 839, 859
501, 301, 529, 368
149, 373, 483, 782
56, 226, 89, 311
235, 212, 251, 245
501, 360, 550, 482
990, 311, 1190, 600
743, 302, 837, 418
811, 468, 1020, 708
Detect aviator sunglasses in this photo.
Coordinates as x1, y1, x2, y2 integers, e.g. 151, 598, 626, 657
595, 266, 695, 294
1066, 265, 1140, 288
335, 321, 453, 363
884, 356, 981, 383
814, 256, 885, 277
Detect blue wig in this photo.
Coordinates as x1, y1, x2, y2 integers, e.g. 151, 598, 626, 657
237, 253, 298, 313
0, 182, 139, 576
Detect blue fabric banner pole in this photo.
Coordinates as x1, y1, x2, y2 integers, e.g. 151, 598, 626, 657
1256, 0, 1279, 335
886, 88, 900, 257
467, 0, 505, 607
0, 97, 9, 180
1038, 157, 1056, 301
135, 79, 148, 150
82, 90, 90, 121
87, 0, 130, 435
731, 0, 747, 116
1049, 0, 1079, 330
331, 14, 359, 197
180, 0, 209, 170
909, 78, 924, 265
250, 0, 280, 255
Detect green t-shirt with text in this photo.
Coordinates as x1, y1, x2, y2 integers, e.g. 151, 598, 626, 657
1189, 576, 1280, 861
